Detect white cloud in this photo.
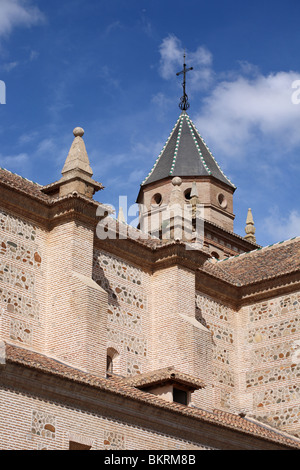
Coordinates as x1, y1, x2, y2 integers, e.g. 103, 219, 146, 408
0, 0, 44, 38
29, 49, 39, 61
159, 35, 213, 89
128, 169, 145, 184
158, 36, 300, 161
18, 130, 38, 145
264, 209, 300, 242
0, 152, 29, 169
36, 138, 57, 155
3, 60, 18, 71
104, 21, 122, 37
194, 71, 300, 158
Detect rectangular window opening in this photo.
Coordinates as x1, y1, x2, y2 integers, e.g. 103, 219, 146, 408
69, 441, 91, 450
173, 388, 188, 405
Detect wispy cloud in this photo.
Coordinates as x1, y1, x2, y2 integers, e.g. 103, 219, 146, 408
139, 10, 154, 38
18, 130, 39, 145
0, 152, 29, 171
104, 20, 122, 37
29, 49, 39, 61
0, 0, 45, 38
264, 208, 300, 242
159, 35, 214, 90
2, 60, 18, 72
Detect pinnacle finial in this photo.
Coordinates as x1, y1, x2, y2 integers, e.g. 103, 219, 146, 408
244, 208, 256, 243
50, 126, 103, 200
190, 181, 198, 198
61, 126, 92, 177
117, 207, 126, 224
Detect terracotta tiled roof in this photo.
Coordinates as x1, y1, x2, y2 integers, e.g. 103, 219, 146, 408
204, 218, 260, 248
0, 168, 51, 203
122, 366, 205, 390
2, 342, 300, 449
0, 167, 107, 209
203, 237, 300, 286
201, 259, 241, 285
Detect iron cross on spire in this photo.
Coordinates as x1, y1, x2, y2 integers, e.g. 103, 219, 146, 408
176, 53, 193, 111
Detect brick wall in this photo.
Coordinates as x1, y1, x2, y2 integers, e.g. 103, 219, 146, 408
0, 387, 209, 450
1, 203, 300, 443
45, 220, 108, 376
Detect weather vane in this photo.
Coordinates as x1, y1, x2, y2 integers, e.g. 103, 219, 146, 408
176, 52, 193, 111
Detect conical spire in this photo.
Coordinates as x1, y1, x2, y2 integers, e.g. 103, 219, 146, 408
141, 112, 235, 190
244, 208, 256, 243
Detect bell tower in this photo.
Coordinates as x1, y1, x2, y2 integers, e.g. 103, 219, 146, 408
137, 57, 259, 258
136, 110, 236, 234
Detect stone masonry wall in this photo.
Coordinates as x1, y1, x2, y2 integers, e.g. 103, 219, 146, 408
195, 291, 237, 412
93, 249, 150, 376
238, 292, 300, 437
0, 209, 46, 352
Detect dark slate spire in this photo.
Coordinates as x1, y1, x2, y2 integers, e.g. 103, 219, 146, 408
141, 112, 236, 189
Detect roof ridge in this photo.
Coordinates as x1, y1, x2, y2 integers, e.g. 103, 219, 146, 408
169, 114, 184, 176
0, 167, 41, 186
244, 415, 300, 444
185, 114, 212, 176
218, 235, 300, 263
188, 117, 236, 189
142, 115, 182, 185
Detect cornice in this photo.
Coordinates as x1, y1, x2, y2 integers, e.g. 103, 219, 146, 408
196, 269, 240, 308
94, 237, 210, 274
195, 268, 300, 307
0, 181, 107, 230
239, 272, 300, 305
47, 194, 102, 229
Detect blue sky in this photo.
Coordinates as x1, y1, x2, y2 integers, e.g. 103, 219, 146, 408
0, 0, 300, 247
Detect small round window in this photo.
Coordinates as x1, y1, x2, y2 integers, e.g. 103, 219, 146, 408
184, 188, 192, 200
217, 193, 227, 209
151, 193, 162, 206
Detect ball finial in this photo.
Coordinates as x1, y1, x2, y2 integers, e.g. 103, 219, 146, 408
172, 176, 182, 186
73, 127, 84, 138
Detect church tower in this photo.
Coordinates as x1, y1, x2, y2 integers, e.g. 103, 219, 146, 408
137, 57, 259, 259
